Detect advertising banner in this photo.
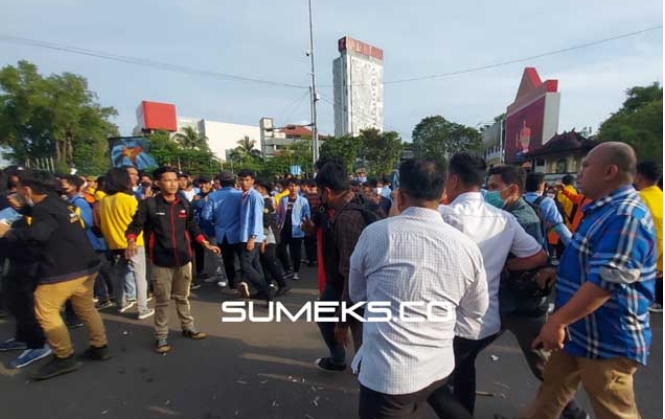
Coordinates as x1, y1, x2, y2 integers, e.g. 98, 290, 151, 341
108, 136, 157, 170
504, 97, 545, 164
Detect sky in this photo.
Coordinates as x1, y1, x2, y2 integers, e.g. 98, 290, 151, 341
0, 0, 662, 143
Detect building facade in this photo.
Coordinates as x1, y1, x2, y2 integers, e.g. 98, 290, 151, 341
333, 36, 384, 137
176, 118, 260, 163
525, 130, 598, 183
480, 120, 504, 166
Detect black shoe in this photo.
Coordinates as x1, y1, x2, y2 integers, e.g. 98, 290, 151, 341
80, 345, 111, 361
95, 300, 115, 310
275, 284, 291, 297
315, 357, 346, 372
31, 355, 81, 381
283, 270, 294, 281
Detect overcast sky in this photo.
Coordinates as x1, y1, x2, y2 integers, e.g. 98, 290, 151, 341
1, 0, 662, 142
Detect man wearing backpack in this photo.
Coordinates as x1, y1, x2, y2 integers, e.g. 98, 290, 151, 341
523, 172, 572, 253
125, 166, 220, 354
486, 166, 589, 419
308, 160, 379, 372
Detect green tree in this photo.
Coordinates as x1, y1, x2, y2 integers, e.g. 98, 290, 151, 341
359, 128, 403, 176
233, 136, 262, 162
412, 115, 482, 166
319, 135, 363, 173
596, 82, 663, 161
0, 60, 118, 174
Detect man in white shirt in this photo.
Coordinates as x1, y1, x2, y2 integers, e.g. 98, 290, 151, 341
428, 152, 547, 417
349, 158, 487, 419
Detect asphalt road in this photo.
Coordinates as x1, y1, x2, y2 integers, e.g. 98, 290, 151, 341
0, 265, 662, 419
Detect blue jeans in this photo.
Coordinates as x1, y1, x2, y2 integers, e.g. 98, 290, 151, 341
316, 284, 346, 364
113, 246, 148, 312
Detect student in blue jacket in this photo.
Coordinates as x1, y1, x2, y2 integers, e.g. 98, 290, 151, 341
276, 179, 310, 281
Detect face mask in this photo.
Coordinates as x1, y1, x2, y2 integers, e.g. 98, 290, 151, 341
357, 176, 367, 183
485, 190, 505, 209
375, 188, 382, 195
547, 193, 555, 199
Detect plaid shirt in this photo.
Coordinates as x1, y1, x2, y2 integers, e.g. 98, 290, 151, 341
556, 185, 657, 365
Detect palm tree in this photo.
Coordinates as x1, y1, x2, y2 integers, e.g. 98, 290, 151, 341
174, 126, 208, 150
234, 136, 262, 162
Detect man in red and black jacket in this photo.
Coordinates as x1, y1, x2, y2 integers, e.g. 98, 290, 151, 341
125, 166, 220, 354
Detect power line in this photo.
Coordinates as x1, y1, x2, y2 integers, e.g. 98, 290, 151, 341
320, 25, 662, 87
0, 34, 309, 90
385, 25, 663, 85
278, 90, 311, 124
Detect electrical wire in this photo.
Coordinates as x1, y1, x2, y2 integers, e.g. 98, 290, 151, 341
0, 34, 309, 89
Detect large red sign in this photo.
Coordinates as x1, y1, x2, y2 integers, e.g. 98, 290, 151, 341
137, 101, 177, 132
505, 97, 545, 163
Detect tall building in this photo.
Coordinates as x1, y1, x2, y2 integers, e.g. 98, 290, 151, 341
175, 118, 260, 163
333, 36, 384, 137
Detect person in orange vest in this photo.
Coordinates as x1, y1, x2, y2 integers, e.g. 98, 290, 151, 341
555, 184, 593, 233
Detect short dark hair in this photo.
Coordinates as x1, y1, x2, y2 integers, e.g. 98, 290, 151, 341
285, 178, 300, 187
18, 170, 59, 195
637, 161, 662, 183
399, 159, 445, 202
237, 169, 255, 179
306, 179, 317, 188
315, 155, 345, 171
366, 178, 379, 188
104, 168, 133, 195
254, 179, 273, 192
562, 175, 574, 186
448, 153, 487, 188
63, 175, 85, 191
488, 165, 526, 194
316, 161, 349, 193
525, 172, 546, 193
153, 166, 179, 181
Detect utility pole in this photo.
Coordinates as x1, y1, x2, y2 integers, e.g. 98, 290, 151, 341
308, 0, 319, 167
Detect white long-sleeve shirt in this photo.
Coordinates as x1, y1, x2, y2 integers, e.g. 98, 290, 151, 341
349, 206, 488, 395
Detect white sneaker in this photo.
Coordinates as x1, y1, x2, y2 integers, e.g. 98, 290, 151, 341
119, 301, 137, 313
138, 308, 155, 320
293, 272, 300, 281
238, 282, 250, 298
217, 280, 228, 288
649, 303, 663, 313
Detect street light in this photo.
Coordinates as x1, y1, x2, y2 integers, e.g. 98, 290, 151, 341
307, 0, 319, 167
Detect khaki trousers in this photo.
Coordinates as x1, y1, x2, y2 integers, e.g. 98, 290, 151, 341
521, 350, 641, 419
152, 263, 195, 338
34, 274, 107, 358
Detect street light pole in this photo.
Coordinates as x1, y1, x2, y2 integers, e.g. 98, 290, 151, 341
308, 0, 319, 167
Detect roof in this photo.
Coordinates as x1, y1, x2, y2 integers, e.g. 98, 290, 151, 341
525, 130, 599, 158
279, 126, 312, 137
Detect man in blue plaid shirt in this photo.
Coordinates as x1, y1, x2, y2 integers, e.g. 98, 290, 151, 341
521, 142, 657, 419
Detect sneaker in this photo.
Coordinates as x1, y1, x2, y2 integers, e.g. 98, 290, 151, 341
217, 280, 228, 288
155, 337, 171, 354
93, 297, 99, 303
138, 308, 155, 320
190, 283, 202, 291
238, 282, 250, 298
275, 284, 291, 297
146, 295, 153, 303
8, 346, 52, 369
649, 303, 663, 313
65, 318, 84, 330
119, 301, 137, 313
30, 355, 81, 381
0, 338, 27, 352
80, 345, 111, 361
293, 272, 300, 281
204, 276, 219, 284
95, 300, 115, 310
283, 270, 294, 280
182, 329, 207, 340
315, 357, 346, 372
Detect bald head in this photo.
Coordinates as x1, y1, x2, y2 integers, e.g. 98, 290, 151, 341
592, 142, 637, 182
578, 142, 638, 200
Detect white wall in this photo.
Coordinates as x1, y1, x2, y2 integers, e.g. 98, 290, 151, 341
203, 120, 260, 162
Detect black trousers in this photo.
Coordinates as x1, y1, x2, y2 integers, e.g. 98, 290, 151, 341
1, 265, 46, 349
261, 244, 286, 288
194, 241, 206, 276
304, 236, 317, 263
428, 334, 499, 416
360, 378, 470, 419
239, 245, 268, 294
277, 234, 303, 273
657, 276, 663, 305
220, 238, 241, 288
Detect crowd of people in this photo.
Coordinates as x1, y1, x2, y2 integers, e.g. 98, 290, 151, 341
0, 140, 661, 419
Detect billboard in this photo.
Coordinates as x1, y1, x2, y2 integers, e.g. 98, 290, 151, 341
136, 101, 177, 132
505, 97, 545, 163
108, 136, 157, 170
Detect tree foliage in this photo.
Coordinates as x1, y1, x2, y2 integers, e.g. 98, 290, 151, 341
147, 130, 221, 176
320, 130, 402, 176
596, 82, 663, 161
412, 115, 482, 166
0, 60, 118, 174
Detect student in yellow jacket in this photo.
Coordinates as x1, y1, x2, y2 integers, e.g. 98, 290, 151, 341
635, 161, 663, 312
97, 168, 153, 320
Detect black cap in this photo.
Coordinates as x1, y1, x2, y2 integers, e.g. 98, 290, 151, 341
219, 170, 235, 182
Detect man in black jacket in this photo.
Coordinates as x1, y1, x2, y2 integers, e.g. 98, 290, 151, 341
0, 170, 108, 381
125, 166, 220, 354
